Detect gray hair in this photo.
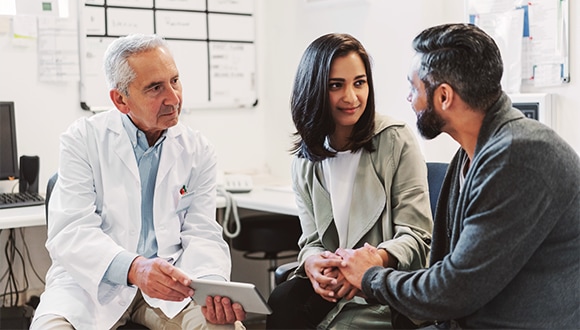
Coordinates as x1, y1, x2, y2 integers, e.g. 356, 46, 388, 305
103, 34, 170, 96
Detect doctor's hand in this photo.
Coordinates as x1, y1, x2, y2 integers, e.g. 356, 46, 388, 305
304, 252, 345, 303
128, 256, 193, 302
202, 295, 246, 325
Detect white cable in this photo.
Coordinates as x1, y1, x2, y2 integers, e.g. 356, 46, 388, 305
217, 187, 241, 238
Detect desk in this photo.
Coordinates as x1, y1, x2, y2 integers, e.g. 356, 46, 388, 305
0, 205, 45, 230
232, 186, 297, 216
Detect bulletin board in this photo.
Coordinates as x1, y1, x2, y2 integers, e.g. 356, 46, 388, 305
79, 0, 257, 112
466, 0, 569, 90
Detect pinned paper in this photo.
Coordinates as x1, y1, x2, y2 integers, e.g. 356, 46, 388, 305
533, 63, 564, 87
12, 15, 37, 47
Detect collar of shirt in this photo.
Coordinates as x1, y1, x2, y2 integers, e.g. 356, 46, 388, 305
121, 114, 167, 156
324, 136, 335, 152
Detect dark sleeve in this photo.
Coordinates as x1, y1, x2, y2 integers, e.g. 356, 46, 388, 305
360, 154, 573, 321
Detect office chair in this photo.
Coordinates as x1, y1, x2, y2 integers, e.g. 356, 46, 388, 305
45, 172, 58, 222
425, 162, 448, 219
44, 173, 149, 330
274, 162, 449, 285
229, 212, 302, 293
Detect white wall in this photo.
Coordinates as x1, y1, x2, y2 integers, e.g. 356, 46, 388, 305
1, 0, 578, 302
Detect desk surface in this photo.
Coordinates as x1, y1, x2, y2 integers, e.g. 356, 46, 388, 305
0, 185, 297, 230
233, 186, 297, 216
0, 205, 45, 230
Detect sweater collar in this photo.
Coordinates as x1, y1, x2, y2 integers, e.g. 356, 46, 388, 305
474, 92, 525, 158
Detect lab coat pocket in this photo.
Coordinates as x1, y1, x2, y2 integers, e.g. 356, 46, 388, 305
176, 191, 195, 213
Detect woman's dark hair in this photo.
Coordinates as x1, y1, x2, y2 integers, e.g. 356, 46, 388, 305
290, 33, 376, 161
412, 23, 503, 112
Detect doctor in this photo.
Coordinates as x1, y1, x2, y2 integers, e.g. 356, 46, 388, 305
31, 34, 246, 330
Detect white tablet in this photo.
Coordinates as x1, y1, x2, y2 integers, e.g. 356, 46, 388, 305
189, 278, 272, 315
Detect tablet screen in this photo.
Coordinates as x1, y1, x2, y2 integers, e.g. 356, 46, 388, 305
189, 278, 272, 315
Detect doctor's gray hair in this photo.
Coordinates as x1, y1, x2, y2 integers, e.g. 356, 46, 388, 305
103, 34, 171, 96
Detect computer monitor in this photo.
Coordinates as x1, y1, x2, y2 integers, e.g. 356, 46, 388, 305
0, 101, 19, 180
509, 93, 553, 128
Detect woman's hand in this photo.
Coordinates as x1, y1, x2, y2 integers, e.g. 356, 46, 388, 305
304, 252, 345, 302
326, 269, 361, 301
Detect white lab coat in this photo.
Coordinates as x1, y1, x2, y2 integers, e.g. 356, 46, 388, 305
34, 110, 231, 329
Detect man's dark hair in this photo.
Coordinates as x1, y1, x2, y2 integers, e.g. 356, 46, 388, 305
412, 23, 503, 112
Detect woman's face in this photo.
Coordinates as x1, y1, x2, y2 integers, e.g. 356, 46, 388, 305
328, 51, 368, 139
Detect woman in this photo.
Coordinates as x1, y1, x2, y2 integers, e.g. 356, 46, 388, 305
266, 33, 433, 329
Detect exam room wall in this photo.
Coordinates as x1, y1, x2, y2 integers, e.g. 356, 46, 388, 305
1, 0, 579, 304
2, 0, 577, 189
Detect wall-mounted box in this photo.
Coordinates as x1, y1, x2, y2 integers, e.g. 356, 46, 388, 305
509, 93, 554, 128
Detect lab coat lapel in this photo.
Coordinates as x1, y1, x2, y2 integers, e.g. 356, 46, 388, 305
109, 112, 140, 181
156, 126, 184, 187
345, 153, 385, 248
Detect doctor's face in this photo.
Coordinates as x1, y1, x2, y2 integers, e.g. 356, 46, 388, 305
116, 46, 182, 143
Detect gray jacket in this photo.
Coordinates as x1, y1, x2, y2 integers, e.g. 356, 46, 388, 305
362, 93, 580, 328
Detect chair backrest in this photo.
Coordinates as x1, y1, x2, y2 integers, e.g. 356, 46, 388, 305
45, 172, 58, 223
426, 162, 448, 219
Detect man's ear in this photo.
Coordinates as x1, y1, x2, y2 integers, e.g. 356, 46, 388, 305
436, 83, 454, 110
110, 89, 130, 114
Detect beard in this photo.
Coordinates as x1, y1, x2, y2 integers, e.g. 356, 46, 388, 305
416, 103, 445, 140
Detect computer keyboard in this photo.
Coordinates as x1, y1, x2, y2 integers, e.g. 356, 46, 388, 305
0, 192, 45, 209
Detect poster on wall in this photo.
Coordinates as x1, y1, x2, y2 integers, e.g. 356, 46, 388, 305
466, 0, 569, 89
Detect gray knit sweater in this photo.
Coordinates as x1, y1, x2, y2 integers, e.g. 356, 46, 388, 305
361, 93, 580, 328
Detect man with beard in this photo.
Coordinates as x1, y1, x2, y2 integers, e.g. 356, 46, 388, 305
330, 23, 580, 328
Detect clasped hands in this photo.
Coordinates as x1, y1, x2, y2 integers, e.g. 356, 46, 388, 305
128, 256, 246, 325
304, 243, 386, 303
